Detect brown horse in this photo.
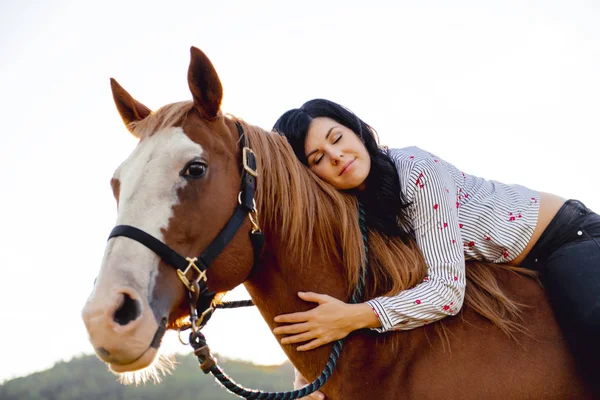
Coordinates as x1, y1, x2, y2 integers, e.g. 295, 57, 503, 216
82, 47, 593, 399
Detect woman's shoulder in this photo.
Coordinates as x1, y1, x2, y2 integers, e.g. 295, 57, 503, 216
386, 146, 438, 166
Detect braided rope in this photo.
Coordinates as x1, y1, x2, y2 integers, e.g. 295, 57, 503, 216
192, 203, 369, 399
351, 202, 369, 304
192, 329, 343, 400
216, 300, 255, 309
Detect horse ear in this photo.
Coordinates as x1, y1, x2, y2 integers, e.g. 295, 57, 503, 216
110, 78, 152, 137
188, 47, 223, 119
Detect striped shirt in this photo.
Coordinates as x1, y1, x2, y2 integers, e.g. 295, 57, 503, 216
366, 146, 540, 332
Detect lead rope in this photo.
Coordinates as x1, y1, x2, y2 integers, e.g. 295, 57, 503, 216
189, 202, 369, 399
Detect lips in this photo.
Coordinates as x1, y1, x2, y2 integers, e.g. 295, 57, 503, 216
340, 159, 355, 176
108, 347, 158, 373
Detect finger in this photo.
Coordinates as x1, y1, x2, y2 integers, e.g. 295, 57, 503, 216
294, 375, 325, 399
297, 338, 325, 351
298, 291, 332, 304
298, 391, 325, 400
273, 322, 311, 335
294, 376, 309, 387
307, 392, 326, 400
274, 311, 310, 323
281, 331, 317, 345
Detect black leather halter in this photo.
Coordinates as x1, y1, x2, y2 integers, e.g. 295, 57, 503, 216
107, 121, 264, 328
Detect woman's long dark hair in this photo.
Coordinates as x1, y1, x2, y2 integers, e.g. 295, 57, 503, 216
273, 99, 413, 243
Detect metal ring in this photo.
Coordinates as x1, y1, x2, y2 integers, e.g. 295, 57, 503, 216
237, 192, 257, 212
249, 212, 261, 233
188, 301, 199, 336
178, 327, 190, 345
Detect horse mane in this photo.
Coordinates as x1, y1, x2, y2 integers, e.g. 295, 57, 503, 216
237, 118, 536, 339
236, 119, 424, 296
130, 101, 534, 339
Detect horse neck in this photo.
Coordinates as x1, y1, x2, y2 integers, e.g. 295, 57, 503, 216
243, 237, 350, 377
239, 123, 361, 376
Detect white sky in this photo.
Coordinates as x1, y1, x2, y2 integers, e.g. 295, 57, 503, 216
1, 0, 598, 384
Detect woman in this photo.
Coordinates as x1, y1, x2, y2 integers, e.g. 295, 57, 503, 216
272, 99, 599, 399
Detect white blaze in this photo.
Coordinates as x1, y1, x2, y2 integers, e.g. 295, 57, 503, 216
101, 127, 204, 295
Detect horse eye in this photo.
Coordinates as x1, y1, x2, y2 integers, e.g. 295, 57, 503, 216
182, 162, 207, 179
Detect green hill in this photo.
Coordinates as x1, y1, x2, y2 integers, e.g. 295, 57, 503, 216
0, 353, 295, 400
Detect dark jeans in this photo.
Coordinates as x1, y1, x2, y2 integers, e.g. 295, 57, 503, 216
522, 199, 600, 394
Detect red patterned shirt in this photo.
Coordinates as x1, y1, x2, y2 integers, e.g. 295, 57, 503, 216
366, 146, 540, 331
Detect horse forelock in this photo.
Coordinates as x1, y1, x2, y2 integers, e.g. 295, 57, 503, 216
129, 101, 195, 139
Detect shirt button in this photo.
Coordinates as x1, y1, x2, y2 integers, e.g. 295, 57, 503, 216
577, 231, 583, 236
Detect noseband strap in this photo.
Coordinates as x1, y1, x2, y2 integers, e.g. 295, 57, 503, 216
108, 225, 191, 271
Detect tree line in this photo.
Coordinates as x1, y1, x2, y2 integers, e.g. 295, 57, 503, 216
0, 353, 295, 399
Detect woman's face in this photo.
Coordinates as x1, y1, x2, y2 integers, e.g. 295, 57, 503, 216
304, 117, 371, 190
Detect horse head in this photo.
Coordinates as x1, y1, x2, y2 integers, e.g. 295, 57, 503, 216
81, 47, 258, 374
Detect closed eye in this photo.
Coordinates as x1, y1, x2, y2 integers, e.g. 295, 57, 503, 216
312, 134, 342, 166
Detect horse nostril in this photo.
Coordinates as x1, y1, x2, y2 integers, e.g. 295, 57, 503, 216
113, 293, 141, 326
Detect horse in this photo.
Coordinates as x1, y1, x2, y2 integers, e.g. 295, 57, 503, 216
81, 46, 593, 399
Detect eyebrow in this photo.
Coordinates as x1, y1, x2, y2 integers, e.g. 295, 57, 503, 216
306, 126, 338, 159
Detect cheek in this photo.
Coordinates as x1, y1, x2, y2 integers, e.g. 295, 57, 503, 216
151, 266, 187, 325
313, 166, 336, 184
364, 155, 372, 173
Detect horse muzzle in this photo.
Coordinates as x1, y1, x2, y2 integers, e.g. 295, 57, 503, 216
82, 287, 163, 371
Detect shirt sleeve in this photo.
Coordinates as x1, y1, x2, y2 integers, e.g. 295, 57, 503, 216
365, 157, 466, 332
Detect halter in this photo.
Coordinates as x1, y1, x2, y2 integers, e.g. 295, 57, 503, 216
106, 121, 368, 399
107, 121, 264, 330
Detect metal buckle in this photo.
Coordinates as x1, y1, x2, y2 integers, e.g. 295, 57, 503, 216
242, 147, 258, 177
237, 193, 261, 232
177, 257, 207, 293
195, 306, 215, 330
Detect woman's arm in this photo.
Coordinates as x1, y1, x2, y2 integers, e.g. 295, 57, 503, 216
274, 157, 466, 346
367, 157, 466, 331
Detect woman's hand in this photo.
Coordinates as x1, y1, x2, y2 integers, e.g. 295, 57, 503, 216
273, 292, 380, 351
294, 369, 326, 400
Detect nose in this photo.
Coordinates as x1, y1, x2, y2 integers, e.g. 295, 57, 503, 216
82, 289, 144, 333
329, 151, 343, 165
113, 292, 142, 326
82, 287, 158, 365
